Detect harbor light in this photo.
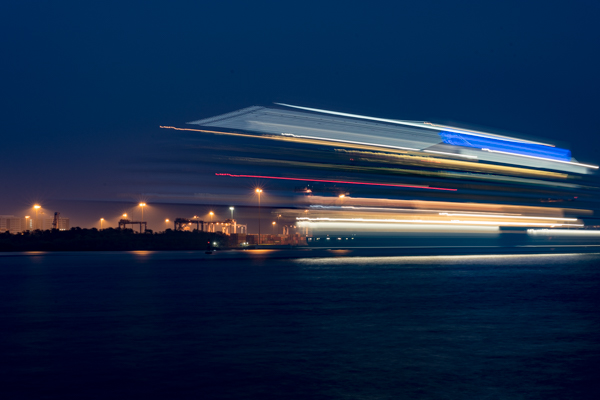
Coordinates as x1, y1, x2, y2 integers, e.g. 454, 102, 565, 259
139, 203, 146, 221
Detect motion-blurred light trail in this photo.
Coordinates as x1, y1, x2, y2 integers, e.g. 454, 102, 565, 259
422, 150, 478, 159
275, 103, 554, 146
527, 229, 600, 236
438, 213, 578, 221
280, 133, 420, 152
215, 173, 458, 191
296, 217, 583, 227
481, 148, 598, 169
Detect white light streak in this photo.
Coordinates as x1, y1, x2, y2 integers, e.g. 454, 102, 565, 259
439, 213, 577, 221
527, 229, 600, 236
310, 205, 521, 216
423, 150, 478, 159
281, 133, 419, 151
297, 217, 583, 228
481, 148, 598, 169
276, 103, 550, 146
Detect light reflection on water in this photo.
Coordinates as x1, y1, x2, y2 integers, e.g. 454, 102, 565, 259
294, 252, 600, 265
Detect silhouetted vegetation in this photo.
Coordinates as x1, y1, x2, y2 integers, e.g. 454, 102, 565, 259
0, 228, 232, 252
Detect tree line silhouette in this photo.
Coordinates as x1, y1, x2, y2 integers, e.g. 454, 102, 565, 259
0, 228, 231, 252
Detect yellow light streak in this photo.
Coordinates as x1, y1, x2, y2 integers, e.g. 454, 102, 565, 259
297, 217, 583, 228
336, 149, 568, 179
160, 125, 575, 180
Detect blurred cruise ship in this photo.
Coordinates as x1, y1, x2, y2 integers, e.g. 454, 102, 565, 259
157, 103, 600, 249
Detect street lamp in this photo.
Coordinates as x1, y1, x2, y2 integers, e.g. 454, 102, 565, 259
33, 205, 41, 230
209, 211, 214, 232
25, 216, 30, 231
139, 203, 146, 221
272, 221, 276, 235
229, 206, 234, 220
165, 219, 169, 231
255, 189, 262, 244
100, 218, 104, 230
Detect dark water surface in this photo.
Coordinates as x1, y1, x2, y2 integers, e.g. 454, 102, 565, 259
2, 251, 600, 399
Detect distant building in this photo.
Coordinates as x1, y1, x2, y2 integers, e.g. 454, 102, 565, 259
38, 217, 70, 231
23, 217, 33, 231
0, 215, 22, 234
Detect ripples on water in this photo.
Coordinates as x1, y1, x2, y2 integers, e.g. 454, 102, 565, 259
2, 252, 600, 399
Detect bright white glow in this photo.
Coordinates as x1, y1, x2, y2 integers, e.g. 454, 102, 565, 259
481, 148, 598, 169
439, 213, 577, 221
423, 150, 478, 159
276, 103, 549, 146
297, 217, 583, 228
281, 132, 419, 151
527, 229, 600, 236
310, 205, 522, 215
299, 221, 500, 232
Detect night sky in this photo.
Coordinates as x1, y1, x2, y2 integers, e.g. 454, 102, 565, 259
3, 1, 600, 228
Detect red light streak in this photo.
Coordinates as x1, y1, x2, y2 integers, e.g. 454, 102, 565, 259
216, 173, 457, 191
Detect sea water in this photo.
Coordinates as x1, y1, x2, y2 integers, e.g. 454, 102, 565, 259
1, 251, 600, 399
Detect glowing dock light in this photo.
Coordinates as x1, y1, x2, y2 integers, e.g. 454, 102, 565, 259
139, 203, 146, 221
256, 189, 263, 243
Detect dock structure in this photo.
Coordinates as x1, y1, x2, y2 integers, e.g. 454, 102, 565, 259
118, 219, 148, 233
174, 217, 206, 232
173, 217, 247, 235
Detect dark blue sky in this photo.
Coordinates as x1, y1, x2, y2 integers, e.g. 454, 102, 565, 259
2, 1, 600, 225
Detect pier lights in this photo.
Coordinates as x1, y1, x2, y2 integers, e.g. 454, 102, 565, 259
139, 203, 146, 221
229, 206, 234, 220
255, 188, 263, 243
100, 218, 104, 230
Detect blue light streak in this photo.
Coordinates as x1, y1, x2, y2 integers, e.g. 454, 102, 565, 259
439, 131, 571, 161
